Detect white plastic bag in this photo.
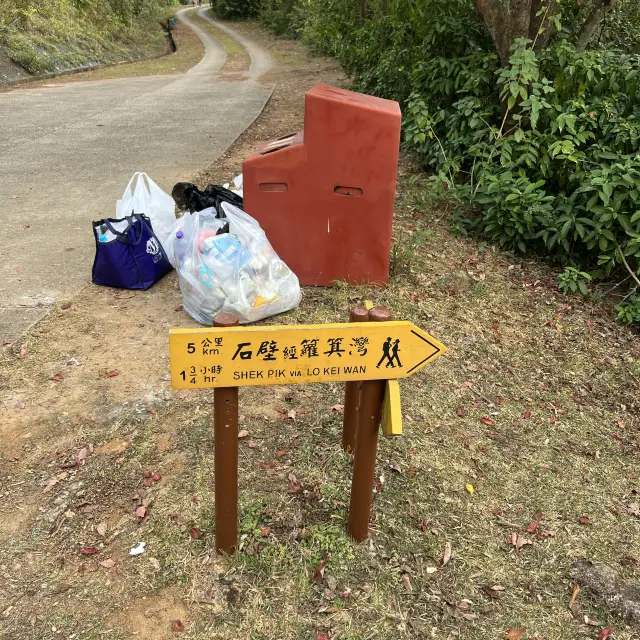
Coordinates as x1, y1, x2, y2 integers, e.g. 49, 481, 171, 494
116, 172, 176, 251
172, 202, 301, 325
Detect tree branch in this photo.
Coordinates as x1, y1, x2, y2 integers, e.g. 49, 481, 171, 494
616, 241, 640, 289
576, 0, 615, 51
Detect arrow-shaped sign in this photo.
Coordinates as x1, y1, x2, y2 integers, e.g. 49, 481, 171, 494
170, 321, 446, 389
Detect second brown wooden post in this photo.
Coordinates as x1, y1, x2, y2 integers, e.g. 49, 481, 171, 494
347, 306, 392, 542
342, 306, 370, 453
213, 312, 240, 555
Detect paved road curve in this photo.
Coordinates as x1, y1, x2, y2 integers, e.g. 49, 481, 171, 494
0, 8, 273, 342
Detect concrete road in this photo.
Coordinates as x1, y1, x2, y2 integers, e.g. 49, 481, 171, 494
0, 8, 273, 342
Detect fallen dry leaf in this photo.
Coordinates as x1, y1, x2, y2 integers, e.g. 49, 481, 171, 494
94, 439, 129, 454
260, 461, 275, 470
275, 449, 287, 458
457, 406, 465, 417
569, 583, 581, 613
401, 574, 412, 591
523, 410, 532, 419
171, 619, 185, 633
502, 629, 525, 640
76, 447, 90, 462
287, 409, 297, 421
60, 302, 72, 310
80, 546, 100, 555
288, 473, 301, 493
43, 476, 60, 493
482, 584, 504, 599
96, 522, 107, 536
135, 506, 147, 519
99, 558, 115, 569
15, 402, 26, 410
598, 630, 612, 640
260, 527, 271, 537
189, 527, 201, 540
152, 472, 162, 482
627, 502, 640, 516
466, 483, 475, 494
238, 429, 249, 439
330, 404, 344, 413
441, 541, 452, 566
147, 405, 156, 415
389, 459, 402, 473
106, 370, 120, 378
312, 560, 327, 584
579, 514, 592, 525
480, 417, 493, 425
248, 440, 256, 448
50, 373, 63, 382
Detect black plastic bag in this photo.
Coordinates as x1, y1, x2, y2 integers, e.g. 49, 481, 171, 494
171, 182, 243, 216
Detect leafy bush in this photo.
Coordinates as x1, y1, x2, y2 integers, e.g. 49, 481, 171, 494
407, 42, 640, 284
616, 296, 640, 325
256, 0, 640, 321
558, 267, 593, 295
259, 0, 306, 37
211, 0, 259, 20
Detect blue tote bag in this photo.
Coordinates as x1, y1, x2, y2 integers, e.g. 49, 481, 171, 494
92, 214, 172, 290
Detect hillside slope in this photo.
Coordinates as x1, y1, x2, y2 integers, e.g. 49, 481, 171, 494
0, 0, 176, 81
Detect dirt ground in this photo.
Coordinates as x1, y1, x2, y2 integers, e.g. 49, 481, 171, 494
1, 18, 640, 640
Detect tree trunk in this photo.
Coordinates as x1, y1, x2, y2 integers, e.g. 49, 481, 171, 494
576, 0, 616, 51
472, 0, 560, 64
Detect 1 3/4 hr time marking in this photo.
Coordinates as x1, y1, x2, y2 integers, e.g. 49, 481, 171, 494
169, 322, 446, 389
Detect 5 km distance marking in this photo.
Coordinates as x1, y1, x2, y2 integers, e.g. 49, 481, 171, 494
169, 322, 447, 389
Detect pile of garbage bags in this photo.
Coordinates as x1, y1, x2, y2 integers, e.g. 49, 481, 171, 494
165, 182, 301, 325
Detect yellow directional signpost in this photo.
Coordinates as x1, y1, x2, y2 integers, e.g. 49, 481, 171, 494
169, 321, 446, 389
169, 308, 447, 555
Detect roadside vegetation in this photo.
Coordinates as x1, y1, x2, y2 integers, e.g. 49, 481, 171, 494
214, 0, 640, 326
0, 0, 178, 76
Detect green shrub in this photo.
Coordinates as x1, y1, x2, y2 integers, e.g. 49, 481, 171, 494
558, 267, 593, 295
211, 0, 259, 19
616, 296, 640, 325
259, 0, 305, 37
256, 1, 640, 322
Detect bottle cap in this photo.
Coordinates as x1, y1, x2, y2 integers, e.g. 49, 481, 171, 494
176, 230, 184, 239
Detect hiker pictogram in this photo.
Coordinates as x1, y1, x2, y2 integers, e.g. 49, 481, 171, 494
377, 337, 402, 369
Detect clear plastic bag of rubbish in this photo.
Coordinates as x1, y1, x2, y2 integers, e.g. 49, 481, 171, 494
172, 202, 301, 325
116, 172, 176, 251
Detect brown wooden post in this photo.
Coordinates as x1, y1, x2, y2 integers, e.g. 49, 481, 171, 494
213, 312, 239, 554
347, 306, 392, 542
342, 306, 370, 453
